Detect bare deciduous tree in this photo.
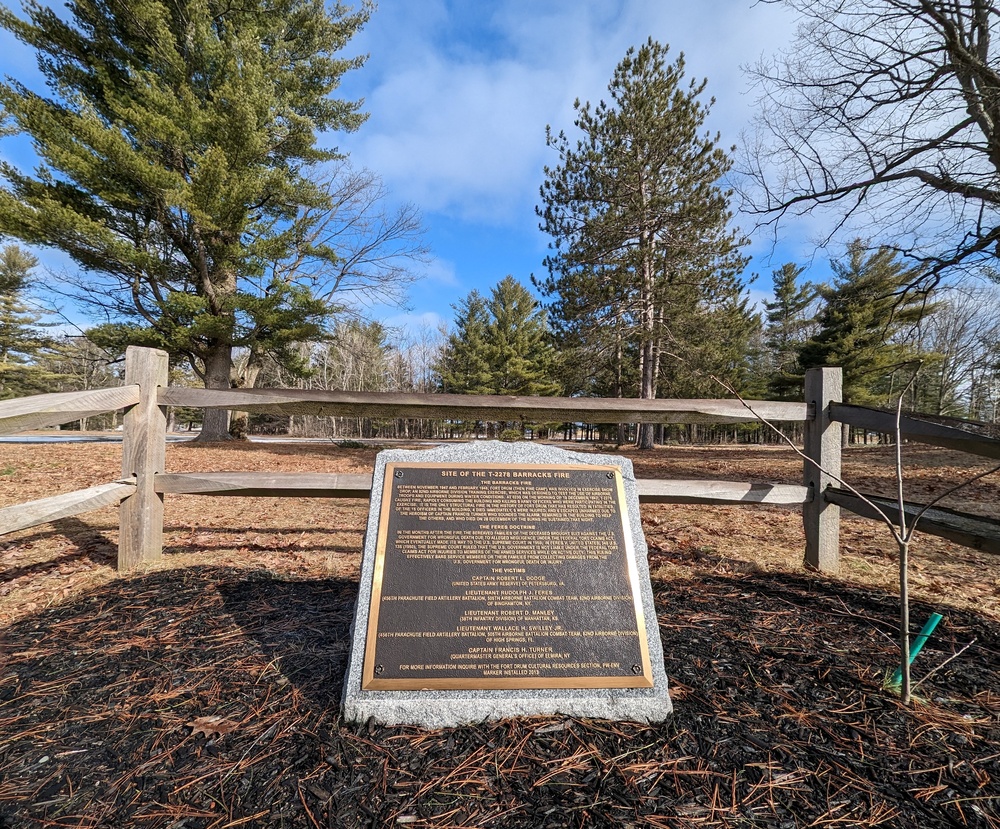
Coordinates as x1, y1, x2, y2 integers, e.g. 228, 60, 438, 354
269, 164, 429, 313
743, 0, 1000, 281
911, 281, 1000, 415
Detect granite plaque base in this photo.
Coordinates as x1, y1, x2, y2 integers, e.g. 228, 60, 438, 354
342, 441, 672, 727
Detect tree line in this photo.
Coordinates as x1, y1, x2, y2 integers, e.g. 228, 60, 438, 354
6, 232, 999, 440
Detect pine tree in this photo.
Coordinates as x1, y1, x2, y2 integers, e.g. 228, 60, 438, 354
0, 0, 370, 438
799, 241, 933, 405
664, 293, 764, 399
536, 38, 748, 448
764, 263, 817, 400
0, 244, 58, 398
437, 291, 494, 397
437, 276, 559, 397
482, 277, 560, 397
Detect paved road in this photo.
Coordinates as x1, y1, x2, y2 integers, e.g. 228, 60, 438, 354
0, 434, 444, 445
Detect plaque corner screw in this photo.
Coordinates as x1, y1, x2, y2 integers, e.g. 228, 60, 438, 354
394, 470, 403, 478
374, 665, 384, 674
632, 664, 642, 675
607, 472, 615, 479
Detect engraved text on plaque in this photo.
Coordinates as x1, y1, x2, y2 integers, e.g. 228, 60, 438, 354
362, 463, 653, 690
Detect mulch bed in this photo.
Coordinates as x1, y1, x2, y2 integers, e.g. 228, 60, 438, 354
1, 551, 998, 828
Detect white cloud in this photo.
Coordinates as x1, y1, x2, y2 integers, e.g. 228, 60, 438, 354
339, 0, 799, 230
351, 56, 567, 222
417, 256, 461, 288
380, 310, 448, 339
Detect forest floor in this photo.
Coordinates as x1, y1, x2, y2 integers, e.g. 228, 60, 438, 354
1, 438, 999, 827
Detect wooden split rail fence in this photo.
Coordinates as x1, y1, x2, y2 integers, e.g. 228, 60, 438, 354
2, 346, 999, 573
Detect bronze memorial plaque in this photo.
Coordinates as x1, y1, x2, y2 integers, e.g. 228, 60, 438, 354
362, 463, 653, 690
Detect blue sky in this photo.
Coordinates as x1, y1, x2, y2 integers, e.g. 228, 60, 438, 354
332, 0, 831, 335
0, 0, 836, 337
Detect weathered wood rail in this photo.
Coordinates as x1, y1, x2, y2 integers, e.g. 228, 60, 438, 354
160, 386, 808, 424
831, 403, 1000, 460
0, 386, 139, 434
825, 488, 1000, 556
2, 346, 998, 574
0, 480, 136, 535
152, 472, 812, 505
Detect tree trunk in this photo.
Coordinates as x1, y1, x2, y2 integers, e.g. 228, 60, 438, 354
636, 208, 658, 451
637, 301, 658, 449
614, 317, 627, 446
898, 537, 911, 705
196, 342, 233, 442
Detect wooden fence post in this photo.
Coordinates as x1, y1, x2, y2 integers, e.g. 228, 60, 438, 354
803, 367, 843, 572
119, 346, 169, 571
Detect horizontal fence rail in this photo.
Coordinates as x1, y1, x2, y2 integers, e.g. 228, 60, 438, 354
635, 480, 811, 505
831, 403, 1000, 461
825, 488, 1000, 556
155, 472, 374, 498
0, 479, 136, 535
152, 472, 812, 506
160, 387, 810, 425
0, 386, 140, 435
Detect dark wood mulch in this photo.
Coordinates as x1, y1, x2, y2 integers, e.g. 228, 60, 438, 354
1, 555, 998, 828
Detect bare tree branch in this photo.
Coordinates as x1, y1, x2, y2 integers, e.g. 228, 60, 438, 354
742, 0, 1000, 278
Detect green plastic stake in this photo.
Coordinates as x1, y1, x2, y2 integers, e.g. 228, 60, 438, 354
890, 612, 944, 688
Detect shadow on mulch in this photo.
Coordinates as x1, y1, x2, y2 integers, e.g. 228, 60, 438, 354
1, 562, 998, 828
1, 517, 117, 584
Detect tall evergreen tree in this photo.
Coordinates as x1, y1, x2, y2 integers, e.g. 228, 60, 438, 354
437, 291, 494, 396
483, 276, 560, 397
799, 241, 933, 405
437, 276, 559, 398
536, 38, 748, 447
763, 263, 817, 399
0, 244, 57, 398
0, 0, 370, 438
664, 292, 764, 399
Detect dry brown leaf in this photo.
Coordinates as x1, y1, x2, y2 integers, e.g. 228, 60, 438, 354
188, 715, 238, 738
